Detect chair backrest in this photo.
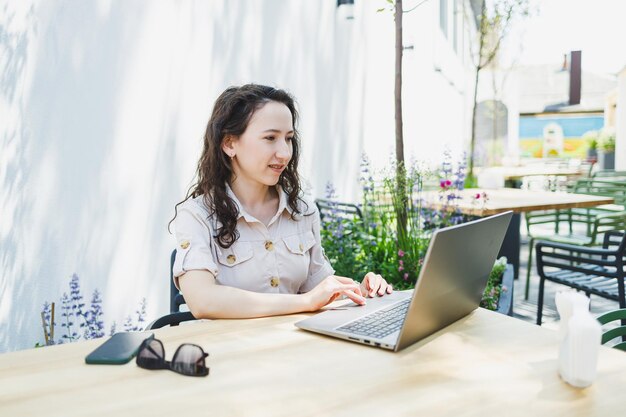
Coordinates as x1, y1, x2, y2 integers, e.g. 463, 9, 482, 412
525, 209, 569, 235
170, 249, 186, 313
564, 211, 626, 246
596, 308, 626, 351
537, 231, 626, 279
592, 170, 626, 180
146, 249, 193, 330
573, 178, 626, 206
315, 199, 363, 222
602, 230, 626, 254
591, 215, 626, 246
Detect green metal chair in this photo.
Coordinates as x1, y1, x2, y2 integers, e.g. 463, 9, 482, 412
569, 178, 626, 210
564, 177, 626, 236
524, 210, 626, 299
592, 170, 626, 180
597, 309, 626, 351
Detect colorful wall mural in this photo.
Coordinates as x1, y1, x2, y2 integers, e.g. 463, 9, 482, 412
519, 114, 604, 158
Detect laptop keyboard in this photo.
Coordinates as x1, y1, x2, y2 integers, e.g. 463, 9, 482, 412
336, 299, 410, 339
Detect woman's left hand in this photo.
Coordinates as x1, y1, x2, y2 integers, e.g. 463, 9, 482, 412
360, 272, 393, 298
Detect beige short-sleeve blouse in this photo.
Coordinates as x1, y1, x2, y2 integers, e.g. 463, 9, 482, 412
172, 185, 334, 294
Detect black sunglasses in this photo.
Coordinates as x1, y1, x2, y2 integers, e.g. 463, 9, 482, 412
136, 338, 209, 377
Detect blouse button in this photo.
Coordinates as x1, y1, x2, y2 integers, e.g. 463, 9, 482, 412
270, 277, 280, 287
264, 241, 274, 251
298, 243, 304, 252
226, 254, 236, 265
180, 240, 190, 249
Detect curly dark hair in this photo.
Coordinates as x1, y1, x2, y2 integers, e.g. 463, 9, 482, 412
170, 84, 308, 248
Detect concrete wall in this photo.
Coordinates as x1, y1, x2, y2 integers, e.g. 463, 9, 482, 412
0, 0, 477, 352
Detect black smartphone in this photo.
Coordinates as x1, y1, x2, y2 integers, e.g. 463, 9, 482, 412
85, 331, 154, 365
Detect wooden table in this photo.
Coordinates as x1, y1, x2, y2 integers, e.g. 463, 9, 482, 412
420, 188, 614, 279
2, 308, 626, 416
478, 166, 584, 180
421, 188, 614, 218
476, 166, 585, 189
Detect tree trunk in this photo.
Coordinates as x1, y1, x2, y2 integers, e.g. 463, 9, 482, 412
394, 0, 407, 234
468, 64, 480, 185
394, 0, 404, 168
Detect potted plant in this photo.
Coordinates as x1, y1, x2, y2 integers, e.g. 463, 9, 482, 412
598, 128, 616, 170
583, 130, 598, 162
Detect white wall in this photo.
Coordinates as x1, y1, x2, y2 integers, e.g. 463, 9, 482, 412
0, 0, 476, 352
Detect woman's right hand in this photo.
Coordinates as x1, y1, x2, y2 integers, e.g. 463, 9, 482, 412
305, 275, 366, 311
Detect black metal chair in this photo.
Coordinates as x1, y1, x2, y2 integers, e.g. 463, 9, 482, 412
315, 198, 363, 222
535, 231, 626, 326
146, 250, 196, 330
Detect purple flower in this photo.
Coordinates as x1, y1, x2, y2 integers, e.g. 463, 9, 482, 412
84, 289, 105, 339
324, 181, 337, 199
398, 266, 404, 272
122, 298, 148, 332
60, 292, 79, 342
398, 250, 405, 257
123, 315, 134, 332
69, 274, 87, 329
403, 273, 409, 281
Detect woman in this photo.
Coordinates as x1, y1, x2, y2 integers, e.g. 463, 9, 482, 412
171, 84, 392, 319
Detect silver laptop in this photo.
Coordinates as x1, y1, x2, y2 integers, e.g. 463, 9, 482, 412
295, 211, 513, 351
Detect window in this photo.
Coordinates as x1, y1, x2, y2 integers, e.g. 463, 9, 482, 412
453, 0, 459, 52
440, 0, 448, 38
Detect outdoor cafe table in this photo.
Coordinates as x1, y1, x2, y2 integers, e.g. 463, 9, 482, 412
420, 188, 614, 279
2, 307, 626, 416
476, 166, 584, 188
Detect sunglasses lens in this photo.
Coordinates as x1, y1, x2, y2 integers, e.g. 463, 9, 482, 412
171, 344, 208, 376
136, 339, 165, 369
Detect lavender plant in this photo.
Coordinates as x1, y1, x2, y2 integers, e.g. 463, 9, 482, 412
426, 149, 468, 228
39, 274, 147, 346
84, 289, 105, 339
320, 156, 435, 289
59, 292, 80, 342
123, 298, 147, 332
69, 273, 87, 335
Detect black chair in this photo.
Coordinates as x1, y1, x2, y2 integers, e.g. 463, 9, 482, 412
535, 231, 626, 326
146, 249, 196, 330
315, 198, 363, 222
